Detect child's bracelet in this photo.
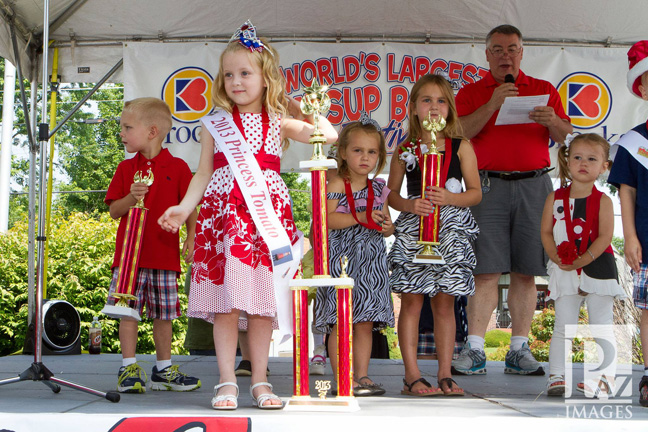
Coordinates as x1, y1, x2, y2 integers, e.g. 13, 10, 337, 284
586, 249, 595, 260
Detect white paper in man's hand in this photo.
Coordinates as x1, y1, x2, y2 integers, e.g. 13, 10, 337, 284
495, 94, 550, 125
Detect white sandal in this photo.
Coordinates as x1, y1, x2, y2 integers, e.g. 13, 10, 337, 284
577, 376, 614, 399
250, 382, 283, 410
546, 375, 566, 396
211, 382, 239, 410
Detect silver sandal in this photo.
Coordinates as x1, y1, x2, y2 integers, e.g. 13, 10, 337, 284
211, 382, 239, 410
250, 381, 283, 410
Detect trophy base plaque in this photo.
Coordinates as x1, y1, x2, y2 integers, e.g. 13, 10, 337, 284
284, 396, 360, 412
101, 304, 141, 321
413, 254, 446, 264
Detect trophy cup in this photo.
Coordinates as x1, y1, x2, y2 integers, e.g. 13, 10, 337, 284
413, 112, 446, 264
284, 80, 358, 412
101, 169, 154, 321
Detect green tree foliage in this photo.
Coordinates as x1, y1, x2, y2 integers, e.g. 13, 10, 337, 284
281, 172, 311, 234
53, 85, 124, 215
0, 212, 189, 356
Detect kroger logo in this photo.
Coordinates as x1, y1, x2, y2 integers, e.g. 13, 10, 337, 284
162, 67, 214, 123
557, 72, 612, 129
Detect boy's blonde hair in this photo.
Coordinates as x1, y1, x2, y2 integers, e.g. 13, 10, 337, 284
557, 133, 611, 188
123, 97, 173, 137
336, 122, 387, 180
406, 74, 463, 144
212, 40, 289, 148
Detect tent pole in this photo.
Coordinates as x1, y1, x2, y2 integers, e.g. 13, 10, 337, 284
9, 18, 34, 149
48, 58, 123, 138
26, 78, 37, 326
34, 0, 51, 365
0, 60, 15, 232
42, 46, 59, 297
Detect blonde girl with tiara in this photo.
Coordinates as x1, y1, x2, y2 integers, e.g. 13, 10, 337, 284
314, 113, 395, 396
541, 133, 625, 397
159, 21, 337, 410
387, 74, 481, 397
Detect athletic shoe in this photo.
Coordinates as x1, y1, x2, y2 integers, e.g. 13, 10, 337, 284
150, 365, 201, 391
451, 343, 487, 375
504, 342, 545, 375
310, 345, 327, 376
234, 360, 270, 376
117, 363, 147, 393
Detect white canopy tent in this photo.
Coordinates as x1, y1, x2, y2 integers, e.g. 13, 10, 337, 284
1, 0, 647, 85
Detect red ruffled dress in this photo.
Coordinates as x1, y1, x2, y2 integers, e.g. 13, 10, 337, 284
189, 111, 298, 328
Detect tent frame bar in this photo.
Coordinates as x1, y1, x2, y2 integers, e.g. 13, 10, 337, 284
46, 35, 633, 49
48, 58, 123, 138
9, 18, 35, 150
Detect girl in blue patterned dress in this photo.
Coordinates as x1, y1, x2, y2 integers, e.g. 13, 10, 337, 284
315, 116, 395, 396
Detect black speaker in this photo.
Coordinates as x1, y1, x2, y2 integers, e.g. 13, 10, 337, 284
23, 300, 82, 355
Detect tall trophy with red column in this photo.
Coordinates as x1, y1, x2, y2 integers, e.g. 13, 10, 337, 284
284, 80, 358, 412
413, 112, 446, 264
101, 169, 154, 321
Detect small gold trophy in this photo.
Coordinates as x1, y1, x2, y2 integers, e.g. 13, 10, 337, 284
414, 112, 447, 264
101, 169, 155, 321
300, 79, 331, 161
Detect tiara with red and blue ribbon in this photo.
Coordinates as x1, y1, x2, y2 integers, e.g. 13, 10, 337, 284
229, 20, 272, 55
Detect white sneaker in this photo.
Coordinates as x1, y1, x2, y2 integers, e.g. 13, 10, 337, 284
310, 345, 327, 376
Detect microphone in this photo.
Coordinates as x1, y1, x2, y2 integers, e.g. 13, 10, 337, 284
505, 74, 515, 84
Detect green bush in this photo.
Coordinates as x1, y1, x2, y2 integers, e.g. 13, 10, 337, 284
0, 212, 189, 356
485, 329, 511, 348
529, 307, 587, 363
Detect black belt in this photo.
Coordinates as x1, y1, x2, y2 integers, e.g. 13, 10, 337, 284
484, 167, 554, 181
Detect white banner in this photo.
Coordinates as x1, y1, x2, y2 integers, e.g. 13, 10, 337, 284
124, 42, 648, 172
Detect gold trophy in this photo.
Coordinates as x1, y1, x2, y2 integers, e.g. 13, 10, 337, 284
285, 80, 358, 412
300, 79, 331, 161
101, 169, 155, 321
413, 112, 446, 264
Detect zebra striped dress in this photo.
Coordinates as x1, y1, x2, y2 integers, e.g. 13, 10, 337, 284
389, 138, 479, 297
315, 178, 395, 333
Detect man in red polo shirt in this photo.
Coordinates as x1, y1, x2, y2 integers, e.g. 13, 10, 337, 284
452, 25, 572, 376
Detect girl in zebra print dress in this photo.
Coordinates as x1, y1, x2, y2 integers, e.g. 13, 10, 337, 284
387, 74, 482, 397
315, 116, 395, 396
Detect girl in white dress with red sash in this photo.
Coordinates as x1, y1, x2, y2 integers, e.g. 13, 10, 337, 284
159, 21, 337, 410
541, 133, 625, 397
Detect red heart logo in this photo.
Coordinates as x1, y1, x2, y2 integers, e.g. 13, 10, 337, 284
572, 84, 600, 118
177, 78, 208, 112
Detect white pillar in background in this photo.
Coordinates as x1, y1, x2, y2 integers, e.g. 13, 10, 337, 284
0, 60, 16, 232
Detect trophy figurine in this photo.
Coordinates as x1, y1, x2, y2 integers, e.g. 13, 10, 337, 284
101, 169, 155, 321
413, 112, 447, 264
300, 79, 332, 162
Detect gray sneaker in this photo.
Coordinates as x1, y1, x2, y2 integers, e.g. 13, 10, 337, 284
451, 343, 487, 375
504, 342, 545, 375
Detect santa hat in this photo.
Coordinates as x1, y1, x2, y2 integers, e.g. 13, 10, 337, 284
627, 40, 648, 98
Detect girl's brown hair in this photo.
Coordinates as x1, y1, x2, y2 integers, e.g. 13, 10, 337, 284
557, 133, 611, 188
405, 74, 463, 144
336, 122, 387, 180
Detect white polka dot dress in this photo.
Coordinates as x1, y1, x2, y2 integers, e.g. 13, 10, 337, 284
190, 112, 298, 328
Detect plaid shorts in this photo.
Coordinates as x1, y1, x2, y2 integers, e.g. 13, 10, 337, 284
633, 263, 648, 310
417, 331, 464, 359
107, 268, 181, 320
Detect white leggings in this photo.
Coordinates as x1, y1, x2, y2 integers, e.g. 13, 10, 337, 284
548, 293, 616, 377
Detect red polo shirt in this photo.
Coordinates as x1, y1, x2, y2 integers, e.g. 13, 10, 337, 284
105, 148, 192, 272
456, 70, 570, 171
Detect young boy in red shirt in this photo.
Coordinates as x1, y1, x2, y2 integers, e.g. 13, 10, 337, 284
105, 97, 199, 393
